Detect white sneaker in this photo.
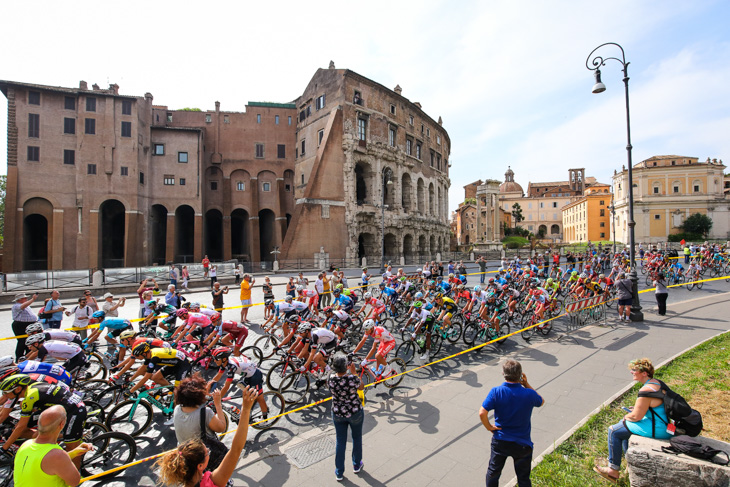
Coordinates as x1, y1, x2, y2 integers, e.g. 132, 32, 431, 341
163, 416, 175, 426
420, 352, 429, 361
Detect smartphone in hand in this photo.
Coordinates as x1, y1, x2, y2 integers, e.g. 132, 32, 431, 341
621, 406, 632, 413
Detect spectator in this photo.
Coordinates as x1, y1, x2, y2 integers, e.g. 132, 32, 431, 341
448, 261, 455, 275
653, 272, 668, 316
458, 260, 467, 276
328, 352, 365, 481
181, 265, 190, 292
211, 282, 228, 310
479, 359, 544, 487
137, 278, 158, 319
478, 256, 487, 284
43, 289, 65, 330
297, 272, 308, 287
210, 265, 217, 287
315, 273, 325, 310
11, 293, 39, 361
321, 271, 331, 308
286, 277, 296, 298
65, 296, 92, 340
84, 290, 99, 311
13, 405, 92, 487
683, 245, 691, 264
234, 266, 241, 285
172, 374, 227, 445
169, 263, 179, 288
615, 272, 633, 322
240, 274, 254, 323
594, 358, 671, 482
339, 271, 349, 289
437, 261, 444, 277
202, 255, 210, 278
101, 292, 125, 317
157, 387, 258, 487
165, 285, 178, 307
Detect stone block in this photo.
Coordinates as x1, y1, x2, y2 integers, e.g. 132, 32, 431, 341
626, 435, 730, 487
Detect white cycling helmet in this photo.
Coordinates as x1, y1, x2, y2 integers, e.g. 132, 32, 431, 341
25, 334, 45, 347
296, 285, 304, 292
297, 323, 312, 334
364, 292, 372, 299
26, 323, 44, 335
363, 319, 375, 331
284, 295, 293, 303
0, 355, 14, 368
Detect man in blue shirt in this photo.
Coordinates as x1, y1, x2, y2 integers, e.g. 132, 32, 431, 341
479, 359, 544, 487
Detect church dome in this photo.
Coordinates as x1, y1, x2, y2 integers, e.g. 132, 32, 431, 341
499, 166, 523, 194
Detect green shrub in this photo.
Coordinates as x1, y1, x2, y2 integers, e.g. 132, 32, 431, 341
668, 232, 702, 242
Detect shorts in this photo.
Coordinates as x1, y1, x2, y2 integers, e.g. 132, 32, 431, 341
161, 360, 192, 383
315, 340, 338, 358
335, 317, 353, 331
308, 295, 319, 307
63, 405, 87, 443
618, 298, 632, 306
421, 318, 436, 334
376, 340, 396, 357
241, 299, 252, 308
372, 305, 386, 316
228, 327, 249, 348
241, 369, 264, 394
63, 353, 88, 376
107, 324, 133, 338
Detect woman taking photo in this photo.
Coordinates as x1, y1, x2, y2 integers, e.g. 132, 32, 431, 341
653, 272, 668, 316
157, 386, 258, 487
328, 352, 365, 481
594, 358, 672, 483
172, 374, 227, 443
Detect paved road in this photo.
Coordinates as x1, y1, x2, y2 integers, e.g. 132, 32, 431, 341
0, 268, 727, 486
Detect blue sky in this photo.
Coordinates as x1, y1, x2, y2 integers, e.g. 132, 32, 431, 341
1, 0, 729, 212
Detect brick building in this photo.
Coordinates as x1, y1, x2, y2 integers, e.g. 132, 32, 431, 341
1, 64, 451, 271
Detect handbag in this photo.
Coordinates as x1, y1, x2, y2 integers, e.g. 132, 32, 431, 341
199, 406, 229, 471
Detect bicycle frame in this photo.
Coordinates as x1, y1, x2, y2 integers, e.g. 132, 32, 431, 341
122, 384, 175, 419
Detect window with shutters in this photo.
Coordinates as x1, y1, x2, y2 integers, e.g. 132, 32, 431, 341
28, 91, 40, 105
357, 118, 366, 140
315, 95, 325, 110
63, 149, 75, 165
28, 114, 40, 138
87, 164, 97, 175
120, 166, 128, 176
122, 99, 132, 115
121, 121, 131, 138
277, 144, 286, 159
85, 118, 96, 135
86, 97, 96, 112
65, 96, 75, 110
237, 181, 245, 191
27, 146, 39, 162
255, 143, 264, 158
164, 175, 175, 185
64, 118, 75, 135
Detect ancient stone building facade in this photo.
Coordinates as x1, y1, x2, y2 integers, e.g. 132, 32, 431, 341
1, 65, 451, 271
281, 67, 451, 266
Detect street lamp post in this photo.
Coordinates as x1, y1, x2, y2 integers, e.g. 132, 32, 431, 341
609, 197, 616, 255
380, 176, 393, 274
586, 42, 643, 321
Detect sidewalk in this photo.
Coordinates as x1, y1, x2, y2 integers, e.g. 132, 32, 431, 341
228, 291, 730, 486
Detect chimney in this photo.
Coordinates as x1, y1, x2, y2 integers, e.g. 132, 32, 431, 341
92, 83, 100, 91
438, 116, 443, 126
414, 102, 422, 109
394, 84, 402, 95
109, 83, 119, 95
144, 92, 153, 103
329, 60, 335, 69
79, 81, 88, 90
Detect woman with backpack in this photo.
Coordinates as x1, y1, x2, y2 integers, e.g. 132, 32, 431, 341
595, 358, 672, 483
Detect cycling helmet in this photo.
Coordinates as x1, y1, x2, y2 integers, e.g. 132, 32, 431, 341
428, 280, 436, 286
25, 334, 45, 347
414, 292, 424, 299
599, 274, 605, 279
343, 289, 351, 296
417, 268, 422, 273
363, 319, 375, 331
132, 342, 151, 357
413, 301, 423, 308
0, 366, 17, 382
297, 323, 312, 334
0, 355, 14, 368
146, 299, 157, 308
335, 284, 344, 290
399, 276, 406, 282
424, 303, 434, 311
473, 285, 481, 293
212, 347, 232, 360
182, 302, 191, 309
332, 288, 341, 295
119, 330, 137, 340
585, 265, 591, 269
486, 293, 496, 300
190, 302, 201, 311
284, 295, 293, 302
323, 306, 334, 315
296, 285, 304, 292
176, 309, 189, 318
0, 374, 32, 392
436, 276, 443, 281
378, 282, 385, 288
92, 310, 106, 320
502, 284, 509, 291
26, 323, 44, 335
546, 278, 553, 285
364, 292, 372, 299
571, 271, 578, 276
529, 282, 537, 288
265, 299, 274, 306
435, 292, 444, 299
448, 273, 454, 278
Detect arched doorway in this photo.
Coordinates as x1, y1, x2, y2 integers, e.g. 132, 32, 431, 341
358, 233, 376, 262
175, 205, 195, 263
538, 225, 547, 238
550, 224, 560, 235
403, 234, 414, 265
150, 205, 168, 265
384, 233, 398, 265
99, 200, 125, 268
383, 167, 395, 208
205, 209, 223, 261
429, 235, 436, 258
23, 214, 48, 270
231, 209, 250, 262
258, 209, 276, 262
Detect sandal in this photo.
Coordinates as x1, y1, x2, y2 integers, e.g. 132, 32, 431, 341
593, 466, 619, 483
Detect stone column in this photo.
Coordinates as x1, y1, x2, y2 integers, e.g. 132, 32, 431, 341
51, 209, 64, 270
166, 214, 176, 263
89, 209, 99, 269
194, 213, 203, 262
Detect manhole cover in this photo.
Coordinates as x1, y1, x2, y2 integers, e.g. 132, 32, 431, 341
285, 434, 336, 469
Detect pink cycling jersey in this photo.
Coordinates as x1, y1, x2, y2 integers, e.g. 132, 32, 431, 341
185, 312, 212, 327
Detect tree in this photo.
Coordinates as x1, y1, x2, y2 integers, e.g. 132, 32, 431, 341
511, 203, 524, 227
0, 175, 6, 246
681, 213, 713, 237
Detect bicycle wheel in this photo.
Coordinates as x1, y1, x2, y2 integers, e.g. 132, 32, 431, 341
444, 317, 463, 343
430, 333, 443, 357
395, 341, 416, 364
84, 352, 108, 380
685, 279, 694, 291
383, 358, 406, 388
83, 420, 109, 441
277, 371, 310, 406
645, 275, 653, 287
254, 334, 281, 360
94, 385, 125, 411
552, 299, 564, 315
74, 378, 111, 398
696, 279, 704, 290
241, 346, 265, 366
80, 431, 137, 480
105, 399, 154, 437
250, 391, 286, 430
379, 317, 395, 332
456, 296, 469, 307
462, 323, 479, 347
266, 360, 294, 391
520, 315, 535, 341
496, 323, 511, 344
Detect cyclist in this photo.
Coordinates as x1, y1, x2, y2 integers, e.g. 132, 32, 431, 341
0, 374, 87, 464
127, 343, 191, 395
205, 320, 249, 356
23, 335, 88, 378
262, 296, 309, 336
322, 306, 353, 340
434, 293, 458, 331
207, 348, 268, 418
84, 312, 133, 363
403, 301, 435, 361
25, 323, 82, 346
143, 300, 180, 334
485, 293, 509, 338
297, 285, 319, 316
379, 282, 399, 314
112, 331, 171, 377
332, 288, 354, 314
0, 357, 73, 387
352, 319, 396, 378
171, 309, 212, 343
544, 278, 560, 299
358, 292, 387, 323
296, 323, 339, 380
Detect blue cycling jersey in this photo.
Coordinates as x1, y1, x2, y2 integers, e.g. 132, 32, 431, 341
17, 360, 73, 386
99, 318, 132, 331
334, 295, 353, 308
438, 282, 451, 293
381, 287, 397, 297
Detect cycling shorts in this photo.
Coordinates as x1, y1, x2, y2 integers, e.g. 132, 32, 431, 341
107, 323, 133, 339
63, 405, 87, 443
161, 360, 192, 384
376, 340, 396, 358
241, 369, 264, 394
63, 353, 88, 376
334, 317, 353, 331
227, 327, 248, 348
315, 340, 338, 358
372, 305, 386, 316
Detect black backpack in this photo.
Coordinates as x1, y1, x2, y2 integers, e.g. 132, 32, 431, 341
640, 379, 703, 437
661, 435, 730, 465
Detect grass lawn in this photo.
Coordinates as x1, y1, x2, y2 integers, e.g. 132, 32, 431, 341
530, 331, 730, 486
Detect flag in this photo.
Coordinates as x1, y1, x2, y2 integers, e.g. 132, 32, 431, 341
680, 239, 686, 245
